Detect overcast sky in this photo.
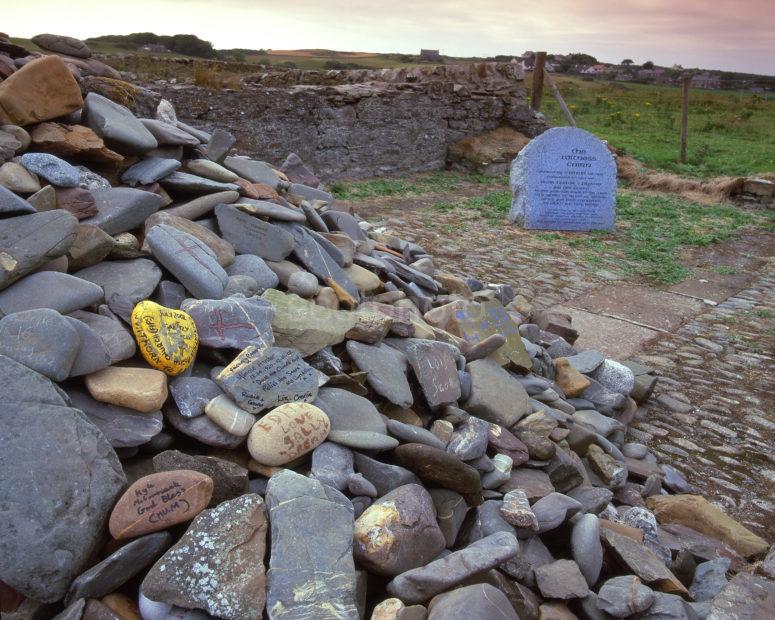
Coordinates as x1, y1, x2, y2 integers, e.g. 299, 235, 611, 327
5, 0, 773, 75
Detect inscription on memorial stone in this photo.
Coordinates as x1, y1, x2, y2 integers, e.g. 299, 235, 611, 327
509, 127, 616, 231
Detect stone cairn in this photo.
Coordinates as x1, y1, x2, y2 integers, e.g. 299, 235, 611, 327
1, 35, 773, 620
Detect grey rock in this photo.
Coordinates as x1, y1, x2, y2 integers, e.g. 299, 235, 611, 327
153, 280, 187, 309
689, 558, 730, 602
169, 376, 223, 418
66, 532, 172, 605
83, 92, 158, 154
223, 157, 280, 189
457, 499, 516, 547
661, 464, 693, 493
705, 573, 773, 620
0, 209, 78, 290
316, 387, 387, 434
20, 152, 79, 187
64, 316, 112, 376
534, 559, 590, 600
571, 514, 603, 586
75, 258, 161, 321
597, 575, 655, 617
385, 531, 520, 604
348, 473, 377, 497
146, 224, 228, 299
429, 488, 468, 548
566, 350, 605, 374
140, 119, 200, 147
386, 338, 461, 409
638, 592, 697, 620
567, 486, 614, 515
0, 402, 125, 602
164, 403, 244, 449
153, 450, 249, 507
265, 470, 358, 619
215, 203, 295, 261
447, 415, 489, 461
0, 353, 69, 405
242, 199, 307, 223
287, 270, 320, 297
225, 254, 279, 290
321, 211, 367, 241
311, 442, 354, 491
206, 128, 235, 162
121, 157, 181, 186
0, 308, 80, 380
463, 357, 530, 426
82, 187, 163, 235
288, 183, 333, 204
67, 388, 163, 448
160, 171, 240, 194
354, 452, 421, 497
347, 341, 413, 408
531, 492, 583, 533
328, 430, 399, 451
427, 583, 519, 620
0, 185, 35, 215
591, 359, 635, 395
501, 467, 555, 502
181, 296, 274, 349
387, 419, 447, 450
142, 495, 267, 619
69, 309, 136, 363
573, 409, 624, 437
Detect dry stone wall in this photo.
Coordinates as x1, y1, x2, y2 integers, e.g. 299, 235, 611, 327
161, 63, 546, 179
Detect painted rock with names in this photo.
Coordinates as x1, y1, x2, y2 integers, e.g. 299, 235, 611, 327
247, 402, 330, 466
131, 301, 198, 376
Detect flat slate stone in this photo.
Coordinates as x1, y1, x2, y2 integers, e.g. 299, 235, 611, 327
65, 315, 112, 376
534, 559, 590, 600
0, 352, 69, 405
82, 187, 163, 235
265, 470, 358, 619
223, 157, 280, 189
281, 222, 360, 304
146, 225, 228, 300
311, 442, 354, 491
0, 185, 35, 215
153, 450, 249, 507
69, 309, 136, 363
0, 308, 81, 380
169, 376, 223, 419
327, 430, 398, 451
66, 532, 172, 605
387, 419, 447, 450
140, 119, 200, 147
346, 340, 413, 408
236, 199, 307, 222
0, 209, 78, 290
121, 157, 180, 186
216, 345, 318, 414
160, 171, 239, 194
143, 210, 235, 267
393, 443, 482, 501
509, 127, 616, 231
164, 403, 245, 449
0, 402, 125, 603
83, 92, 158, 155
75, 258, 162, 322
427, 583, 519, 620
315, 387, 387, 434
215, 203, 295, 261
67, 388, 163, 448
181, 296, 274, 350
385, 531, 519, 604
0, 271, 103, 314
354, 452, 421, 497
225, 253, 279, 290
463, 357, 530, 427
386, 338, 461, 409
142, 494, 267, 619
571, 514, 603, 586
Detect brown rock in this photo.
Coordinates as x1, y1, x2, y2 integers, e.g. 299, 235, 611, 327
0, 56, 83, 126
85, 366, 168, 413
83, 599, 122, 620
108, 470, 213, 540
30, 122, 123, 163
646, 494, 769, 559
553, 358, 591, 398
55, 187, 97, 219
100, 593, 141, 620
67, 224, 116, 270
599, 519, 644, 543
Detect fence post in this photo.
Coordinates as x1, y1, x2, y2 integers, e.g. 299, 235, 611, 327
531, 52, 547, 112
680, 75, 690, 163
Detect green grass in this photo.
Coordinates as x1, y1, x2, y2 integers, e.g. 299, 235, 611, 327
329, 171, 490, 200
713, 265, 738, 275
539, 76, 775, 177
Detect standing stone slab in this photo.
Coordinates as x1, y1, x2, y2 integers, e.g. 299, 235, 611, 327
386, 338, 461, 409
0, 403, 126, 603
142, 495, 267, 620
509, 127, 616, 231
83, 92, 158, 155
146, 225, 228, 300
449, 301, 531, 370
346, 341, 413, 408
181, 296, 274, 350
216, 345, 318, 414
215, 204, 294, 261
265, 470, 358, 619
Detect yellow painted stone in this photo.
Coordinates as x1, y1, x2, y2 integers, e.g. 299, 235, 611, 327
131, 300, 198, 376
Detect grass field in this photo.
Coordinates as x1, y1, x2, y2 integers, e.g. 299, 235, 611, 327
538, 76, 775, 177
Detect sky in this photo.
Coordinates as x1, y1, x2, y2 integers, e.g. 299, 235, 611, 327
5, 0, 774, 75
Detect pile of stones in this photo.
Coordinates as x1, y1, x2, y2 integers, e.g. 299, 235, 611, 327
1, 40, 773, 620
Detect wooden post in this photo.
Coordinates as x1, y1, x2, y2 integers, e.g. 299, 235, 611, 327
531, 52, 547, 112
545, 72, 577, 127
680, 75, 690, 163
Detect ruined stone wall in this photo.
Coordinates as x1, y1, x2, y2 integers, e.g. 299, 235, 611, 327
161, 63, 546, 179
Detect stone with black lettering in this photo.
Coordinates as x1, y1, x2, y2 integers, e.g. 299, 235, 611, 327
385, 338, 461, 410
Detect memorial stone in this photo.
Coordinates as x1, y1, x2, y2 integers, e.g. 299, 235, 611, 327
509, 127, 616, 231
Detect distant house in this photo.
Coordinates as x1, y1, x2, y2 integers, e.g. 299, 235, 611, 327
691, 73, 721, 89
636, 68, 665, 80
581, 64, 609, 75
420, 49, 441, 61
615, 71, 633, 81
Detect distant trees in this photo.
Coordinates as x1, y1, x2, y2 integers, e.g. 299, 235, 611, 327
621, 59, 634, 66
86, 32, 216, 58
642, 60, 655, 69
566, 53, 598, 65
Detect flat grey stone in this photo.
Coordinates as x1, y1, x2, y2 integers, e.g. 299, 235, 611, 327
567, 486, 614, 515
140, 119, 200, 147
354, 452, 421, 497
20, 152, 79, 187
0, 353, 69, 405
531, 492, 583, 533
430, 488, 468, 548
146, 224, 228, 300
67, 388, 163, 448
534, 559, 590, 600
571, 514, 603, 586
239, 199, 307, 222
164, 403, 244, 449
462, 357, 530, 426
169, 376, 223, 419
320, 211, 367, 241
64, 316, 112, 376
347, 340, 413, 408
689, 558, 731, 602
265, 470, 358, 618
223, 157, 280, 189
69, 308, 136, 363
566, 350, 605, 374
83, 92, 158, 155
225, 253, 279, 290
427, 583, 519, 620
75, 258, 162, 322
457, 499, 516, 547
597, 575, 655, 616
0, 402, 125, 603
386, 338, 461, 410
215, 203, 295, 261
0, 209, 78, 290
160, 171, 239, 194
66, 532, 172, 605
387, 419, 447, 450
288, 182, 333, 205
206, 128, 235, 162
328, 430, 399, 451
315, 387, 387, 434
0, 185, 35, 216
121, 157, 181, 186
311, 442, 354, 491
0, 308, 80, 380
82, 187, 163, 235
181, 296, 274, 350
